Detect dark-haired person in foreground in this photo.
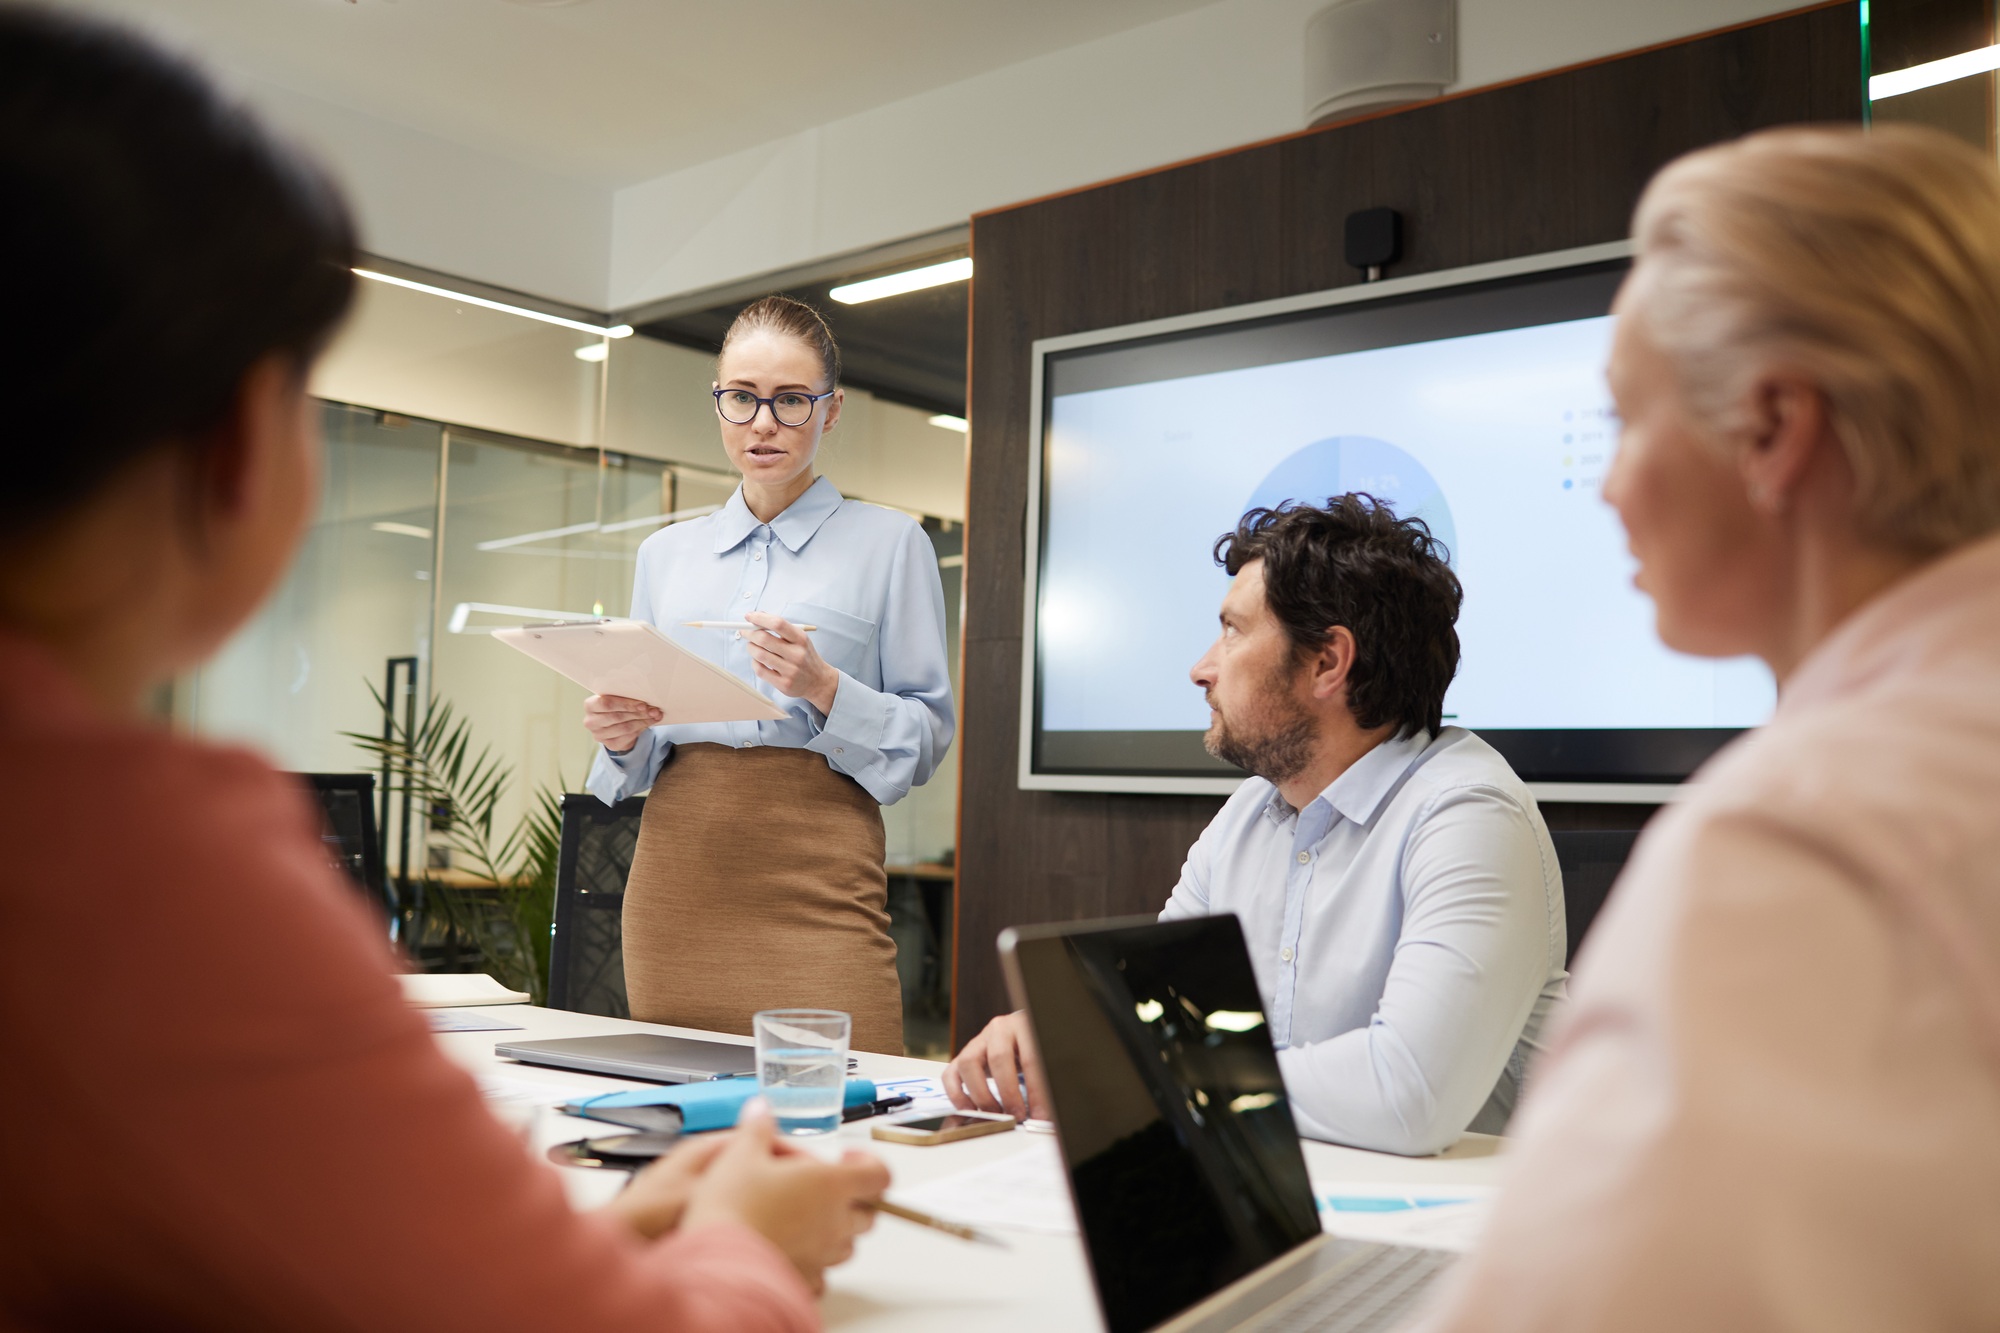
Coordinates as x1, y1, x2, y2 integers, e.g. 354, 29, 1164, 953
946, 497, 1568, 1155
0, 9, 880, 1329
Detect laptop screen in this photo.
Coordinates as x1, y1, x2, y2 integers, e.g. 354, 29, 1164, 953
1005, 915, 1321, 1333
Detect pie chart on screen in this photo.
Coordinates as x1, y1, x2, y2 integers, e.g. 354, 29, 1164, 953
1244, 435, 1459, 564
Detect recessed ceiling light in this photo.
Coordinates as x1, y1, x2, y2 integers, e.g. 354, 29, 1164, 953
575, 342, 609, 362
830, 257, 973, 304
928, 414, 969, 433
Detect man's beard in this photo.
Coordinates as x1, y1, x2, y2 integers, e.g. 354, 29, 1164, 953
1203, 683, 1317, 786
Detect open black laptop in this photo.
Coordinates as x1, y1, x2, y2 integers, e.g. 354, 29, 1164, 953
999, 914, 1454, 1333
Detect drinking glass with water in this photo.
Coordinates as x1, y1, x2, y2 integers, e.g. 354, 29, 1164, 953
754, 1009, 851, 1135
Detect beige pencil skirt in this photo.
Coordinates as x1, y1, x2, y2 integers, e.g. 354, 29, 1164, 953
621, 743, 903, 1055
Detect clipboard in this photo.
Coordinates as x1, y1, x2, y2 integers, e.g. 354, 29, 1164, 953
493, 619, 787, 724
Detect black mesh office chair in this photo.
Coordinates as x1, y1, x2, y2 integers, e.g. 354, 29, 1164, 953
297, 773, 393, 923
546, 794, 645, 1017
1550, 827, 1643, 964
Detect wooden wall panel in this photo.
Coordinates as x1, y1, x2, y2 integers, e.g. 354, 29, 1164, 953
954, 4, 1862, 1046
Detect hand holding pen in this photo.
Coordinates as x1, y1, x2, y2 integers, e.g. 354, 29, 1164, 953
724, 611, 840, 715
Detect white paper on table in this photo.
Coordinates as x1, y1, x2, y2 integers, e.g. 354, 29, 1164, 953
871, 1076, 957, 1116
427, 1008, 526, 1032
1312, 1181, 1497, 1254
478, 1076, 592, 1141
886, 1141, 1495, 1251
478, 1076, 590, 1109
887, 1138, 1079, 1235
397, 973, 531, 1008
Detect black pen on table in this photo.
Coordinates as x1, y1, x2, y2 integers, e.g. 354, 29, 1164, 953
842, 1093, 913, 1122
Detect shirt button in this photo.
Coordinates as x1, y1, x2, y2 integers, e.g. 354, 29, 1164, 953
834, 747, 845, 755
741, 592, 751, 600
1296, 851, 1310, 864
753, 552, 763, 561
1280, 947, 1295, 963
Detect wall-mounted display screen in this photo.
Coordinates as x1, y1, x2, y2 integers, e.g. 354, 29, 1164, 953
1020, 243, 1774, 795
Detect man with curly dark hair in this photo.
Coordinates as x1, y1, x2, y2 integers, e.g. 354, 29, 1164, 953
947, 495, 1568, 1155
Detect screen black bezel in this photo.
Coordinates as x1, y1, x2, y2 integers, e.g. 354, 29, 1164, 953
1010, 916, 1323, 1333
1026, 252, 1747, 788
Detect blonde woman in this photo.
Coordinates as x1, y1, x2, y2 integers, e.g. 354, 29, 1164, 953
1418, 125, 2000, 1330
583, 296, 954, 1055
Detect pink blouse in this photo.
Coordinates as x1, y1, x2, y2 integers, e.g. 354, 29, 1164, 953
0, 636, 818, 1331
1417, 533, 2000, 1331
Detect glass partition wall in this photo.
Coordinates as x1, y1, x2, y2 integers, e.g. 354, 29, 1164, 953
430, 428, 673, 840
1866, 0, 1998, 156
191, 404, 443, 777
188, 398, 963, 1052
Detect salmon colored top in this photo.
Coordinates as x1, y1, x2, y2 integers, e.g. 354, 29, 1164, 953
1417, 533, 2000, 1331
0, 635, 818, 1332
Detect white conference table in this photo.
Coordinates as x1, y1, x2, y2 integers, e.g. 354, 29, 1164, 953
437, 1004, 1506, 1332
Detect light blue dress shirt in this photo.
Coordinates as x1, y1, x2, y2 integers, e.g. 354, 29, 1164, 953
1160, 726, 1568, 1156
586, 477, 954, 807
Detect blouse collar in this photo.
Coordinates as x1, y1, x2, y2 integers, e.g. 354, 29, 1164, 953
711, 476, 845, 555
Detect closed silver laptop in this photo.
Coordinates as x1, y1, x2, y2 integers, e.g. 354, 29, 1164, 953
494, 1033, 756, 1083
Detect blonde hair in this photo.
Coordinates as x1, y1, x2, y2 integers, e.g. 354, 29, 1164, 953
1630, 124, 2000, 554
718, 294, 840, 390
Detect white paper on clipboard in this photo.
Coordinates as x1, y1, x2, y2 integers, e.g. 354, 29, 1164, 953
492, 619, 787, 724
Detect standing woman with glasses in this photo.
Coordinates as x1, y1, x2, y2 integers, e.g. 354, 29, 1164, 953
582, 296, 954, 1055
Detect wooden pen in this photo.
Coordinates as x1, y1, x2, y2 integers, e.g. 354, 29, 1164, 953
683, 620, 819, 632
869, 1199, 1007, 1247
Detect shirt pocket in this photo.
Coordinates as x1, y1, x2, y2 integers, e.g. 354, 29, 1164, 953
784, 601, 877, 680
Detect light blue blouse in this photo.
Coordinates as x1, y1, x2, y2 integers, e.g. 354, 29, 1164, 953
586, 477, 954, 808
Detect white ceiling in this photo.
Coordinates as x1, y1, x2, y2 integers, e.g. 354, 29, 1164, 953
56, 0, 1225, 187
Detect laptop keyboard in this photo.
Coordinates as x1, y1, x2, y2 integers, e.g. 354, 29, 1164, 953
1239, 1242, 1454, 1333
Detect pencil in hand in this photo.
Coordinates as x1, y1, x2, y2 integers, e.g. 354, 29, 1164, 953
683, 620, 819, 632
869, 1198, 1008, 1247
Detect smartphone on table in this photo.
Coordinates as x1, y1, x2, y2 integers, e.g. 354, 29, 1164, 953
870, 1109, 1017, 1146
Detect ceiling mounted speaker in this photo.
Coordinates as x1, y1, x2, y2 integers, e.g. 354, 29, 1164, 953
1304, 0, 1456, 128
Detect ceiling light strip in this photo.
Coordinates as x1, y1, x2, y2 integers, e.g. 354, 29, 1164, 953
1869, 42, 2000, 99
475, 519, 603, 551
830, 257, 973, 305
474, 503, 724, 552
928, 414, 969, 433
353, 268, 634, 338
446, 601, 604, 634
599, 503, 723, 534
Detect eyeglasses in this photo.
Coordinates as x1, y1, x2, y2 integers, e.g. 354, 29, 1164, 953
713, 387, 835, 428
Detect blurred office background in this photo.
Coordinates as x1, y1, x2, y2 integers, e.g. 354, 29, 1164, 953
188, 277, 966, 873
179, 280, 968, 1051
61, 0, 1993, 1054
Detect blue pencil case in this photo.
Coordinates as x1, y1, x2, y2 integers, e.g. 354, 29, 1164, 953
566, 1076, 879, 1133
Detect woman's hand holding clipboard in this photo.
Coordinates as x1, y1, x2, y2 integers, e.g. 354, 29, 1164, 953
582, 693, 660, 752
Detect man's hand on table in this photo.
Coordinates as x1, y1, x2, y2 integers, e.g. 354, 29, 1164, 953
941, 1011, 1049, 1121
